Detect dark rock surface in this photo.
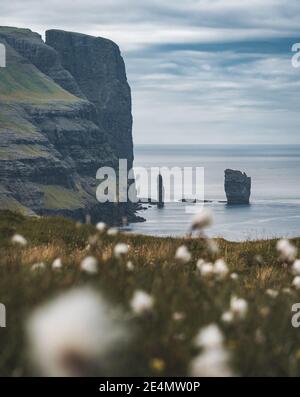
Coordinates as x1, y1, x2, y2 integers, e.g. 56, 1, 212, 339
46, 30, 133, 167
224, 169, 251, 205
0, 27, 141, 224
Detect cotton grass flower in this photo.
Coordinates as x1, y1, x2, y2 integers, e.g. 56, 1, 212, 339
207, 239, 219, 255
292, 260, 300, 276
96, 222, 106, 232
113, 243, 129, 259
11, 233, 27, 246
221, 311, 234, 324
266, 289, 279, 298
130, 290, 154, 315
26, 288, 127, 376
194, 324, 224, 349
80, 256, 98, 274
107, 228, 118, 236
230, 272, 238, 280
191, 208, 213, 231
197, 260, 214, 278
292, 276, 300, 290
230, 296, 248, 319
126, 261, 134, 271
190, 324, 233, 377
31, 262, 46, 272
214, 259, 229, 280
175, 245, 191, 264
52, 258, 62, 270
276, 239, 297, 263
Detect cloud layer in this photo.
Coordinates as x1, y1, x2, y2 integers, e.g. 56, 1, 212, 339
1, 0, 300, 144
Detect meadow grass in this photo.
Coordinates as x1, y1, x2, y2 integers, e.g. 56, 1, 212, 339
0, 210, 300, 376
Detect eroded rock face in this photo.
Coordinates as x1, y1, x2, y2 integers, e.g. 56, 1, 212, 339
224, 169, 251, 205
46, 30, 133, 167
0, 27, 140, 224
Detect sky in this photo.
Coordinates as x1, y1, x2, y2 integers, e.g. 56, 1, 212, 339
1, 0, 300, 144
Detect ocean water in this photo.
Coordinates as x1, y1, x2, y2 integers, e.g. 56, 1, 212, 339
127, 145, 300, 241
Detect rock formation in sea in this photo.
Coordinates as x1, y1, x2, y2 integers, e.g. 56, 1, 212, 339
0, 27, 142, 224
224, 169, 251, 205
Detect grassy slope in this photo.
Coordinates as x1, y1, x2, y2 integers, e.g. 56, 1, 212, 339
0, 210, 300, 376
0, 63, 77, 103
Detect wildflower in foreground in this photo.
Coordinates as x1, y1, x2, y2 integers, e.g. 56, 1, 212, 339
197, 260, 214, 278
276, 239, 297, 263
130, 290, 154, 315
190, 324, 234, 377
221, 311, 234, 324
26, 288, 127, 376
96, 222, 106, 232
230, 296, 248, 319
292, 260, 300, 276
194, 324, 224, 349
126, 261, 134, 271
175, 245, 191, 264
114, 243, 129, 259
172, 312, 185, 321
80, 256, 98, 274
292, 276, 300, 290
11, 233, 27, 246
107, 228, 118, 236
214, 259, 229, 280
52, 258, 62, 270
266, 289, 279, 298
31, 262, 46, 272
230, 272, 238, 280
191, 208, 213, 231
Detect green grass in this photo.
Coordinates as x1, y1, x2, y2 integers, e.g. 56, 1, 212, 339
0, 210, 300, 376
0, 63, 77, 103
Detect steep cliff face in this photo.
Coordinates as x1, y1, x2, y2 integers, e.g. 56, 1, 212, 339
0, 27, 139, 223
46, 30, 133, 166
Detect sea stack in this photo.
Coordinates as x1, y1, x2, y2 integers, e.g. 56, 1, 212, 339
157, 174, 164, 208
224, 169, 251, 205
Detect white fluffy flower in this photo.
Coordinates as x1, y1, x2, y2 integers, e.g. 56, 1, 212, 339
292, 260, 300, 276
221, 311, 234, 324
130, 290, 154, 315
175, 245, 191, 264
31, 262, 46, 271
126, 261, 134, 271
197, 260, 214, 278
26, 288, 127, 376
292, 276, 300, 290
191, 208, 213, 230
11, 233, 27, 246
189, 347, 233, 377
230, 296, 248, 319
96, 222, 106, 232
107, 228, 118, 236
113, 243, 129, 259
276, 239, 297, 263
80, 256, 98, 274
214, 259, 229, 280
194, 324, 224, 349
266, 289, 279, 298
52, 258, 62, 270
190, 324, 233, 377
230, 272, 238, 280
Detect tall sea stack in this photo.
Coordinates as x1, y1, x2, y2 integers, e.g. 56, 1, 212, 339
224, 169, 251, 205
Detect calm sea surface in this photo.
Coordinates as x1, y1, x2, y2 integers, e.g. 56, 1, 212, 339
127, 145, 300, 241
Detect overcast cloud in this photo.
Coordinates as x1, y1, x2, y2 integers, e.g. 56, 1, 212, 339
1, 0, 300, 144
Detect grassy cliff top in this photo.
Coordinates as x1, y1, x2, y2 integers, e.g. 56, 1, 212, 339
0, 210, 300, 376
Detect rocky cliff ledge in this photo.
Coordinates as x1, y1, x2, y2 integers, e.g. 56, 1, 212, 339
224, 169, 251, 205
0, 27, 141, 224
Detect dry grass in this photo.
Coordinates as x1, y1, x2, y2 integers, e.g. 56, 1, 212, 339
0, 210, 300, 376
